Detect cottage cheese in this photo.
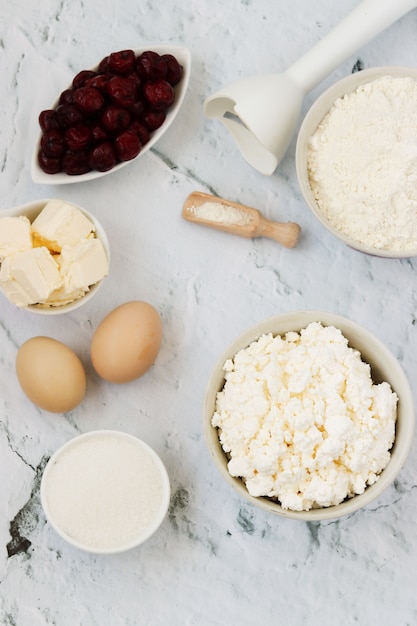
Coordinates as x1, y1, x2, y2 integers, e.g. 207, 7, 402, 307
212, 322, 397, 511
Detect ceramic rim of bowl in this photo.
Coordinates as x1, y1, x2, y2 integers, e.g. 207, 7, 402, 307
203, 310, 415, 521
295, 66, 417, 258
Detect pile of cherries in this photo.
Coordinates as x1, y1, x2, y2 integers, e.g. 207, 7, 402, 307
37, 49, 183, 175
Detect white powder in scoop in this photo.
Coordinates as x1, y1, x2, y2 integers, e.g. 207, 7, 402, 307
307, 75, 417, 252
43, 434, 165, 550
188, 201, 252, 226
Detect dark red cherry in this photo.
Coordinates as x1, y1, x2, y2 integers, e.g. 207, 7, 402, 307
38, 150, 61, 174
40, 129, 65, 158
142, 110, 166, 131
98, 55, 111, 74
143, 80, 174, 110
100, 105, 131, 133
73, 86, 104, 113
84, 73, 110, 93
72, 70, 97, 89
129, 98, 146, 119
58, 89, 75, 106
61, 150, 91, 175
136, 51, 167, 81
56, 104, 84, 128
106, 75, 137, 107
162, 54, 183, 85
64, 125, 92, 151
129, 120, 150, 146
90, 124, 109, 143
108, 50, 136, 75
39, 109, 60, 132
89, 142, 117, 171
126, 72, 142, 90
114, 129, 141, 161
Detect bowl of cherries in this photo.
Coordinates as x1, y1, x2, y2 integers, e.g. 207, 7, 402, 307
31, 45, 191, 184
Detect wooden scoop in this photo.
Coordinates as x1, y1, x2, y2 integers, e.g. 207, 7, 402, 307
182, 192, 301, 248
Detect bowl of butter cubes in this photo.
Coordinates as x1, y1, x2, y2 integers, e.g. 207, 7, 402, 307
0, 198, 110, 314
204, 310, 414, 520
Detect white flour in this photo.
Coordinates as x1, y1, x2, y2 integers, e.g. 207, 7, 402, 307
187, 201, 252, 226
307, 75, 417, 252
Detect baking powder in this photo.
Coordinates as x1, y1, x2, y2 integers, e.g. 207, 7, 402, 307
187, 201, 252, 226
307, 75, 417, 252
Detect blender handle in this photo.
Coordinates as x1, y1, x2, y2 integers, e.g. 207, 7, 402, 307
285, 0, 417, 94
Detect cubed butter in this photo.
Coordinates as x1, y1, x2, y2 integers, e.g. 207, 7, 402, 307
0, 247, 63, 305
31, 199, 95, 252
42, 285, 89, 307
0, 263, 34, 307
0, 216, 32, 261
57, 238, 109, 292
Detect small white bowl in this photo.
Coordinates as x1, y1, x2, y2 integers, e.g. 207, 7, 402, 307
31, 45, 191, 185
0, 198, 110, 315
41, 430, 171, 554
296, 66, 417, 258
204, 311, 414, 521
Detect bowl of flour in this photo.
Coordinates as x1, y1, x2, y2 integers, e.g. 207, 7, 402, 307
204, 311, 414, 521
296, 66, 417, 257
41, 430, 171, 553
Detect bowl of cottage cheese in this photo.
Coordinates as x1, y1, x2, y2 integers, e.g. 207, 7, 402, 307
204, 311, 414, 520
296, 66, 417, 257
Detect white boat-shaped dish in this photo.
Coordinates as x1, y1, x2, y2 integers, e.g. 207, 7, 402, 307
31, 45, 191, 185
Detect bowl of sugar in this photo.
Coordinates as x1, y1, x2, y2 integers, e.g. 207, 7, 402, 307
204, 310, 414, 521
296, 66, 417, 257
41, 430, 170, 553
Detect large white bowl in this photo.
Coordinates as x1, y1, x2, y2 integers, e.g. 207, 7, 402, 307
31, 45, 191, 185
41, 430, 171, 554
204, 311, 414, 521
0, 198, 110, 314
296, 66, 417, 258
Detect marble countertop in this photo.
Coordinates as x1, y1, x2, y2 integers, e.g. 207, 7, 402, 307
1, 1, 417, 624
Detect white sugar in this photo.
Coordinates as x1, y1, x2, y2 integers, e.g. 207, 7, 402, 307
43, 434, 165, 550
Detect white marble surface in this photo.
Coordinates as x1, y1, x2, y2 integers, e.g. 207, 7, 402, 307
1, 1, 417, 624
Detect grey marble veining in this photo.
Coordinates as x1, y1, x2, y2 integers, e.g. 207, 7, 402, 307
1, 0, 417, 624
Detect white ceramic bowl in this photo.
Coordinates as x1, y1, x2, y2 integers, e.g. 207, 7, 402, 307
203, 311, 414, 521
296, 66, 417, 258
40, 430, 171, 554
0, 198, 110, 314
31, 45, 191, 184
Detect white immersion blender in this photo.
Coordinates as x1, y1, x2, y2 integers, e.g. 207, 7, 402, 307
203, 0, 417, 175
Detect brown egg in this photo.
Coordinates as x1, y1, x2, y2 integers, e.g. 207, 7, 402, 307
16, 336, 86, 413
90, 300, 162, 383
